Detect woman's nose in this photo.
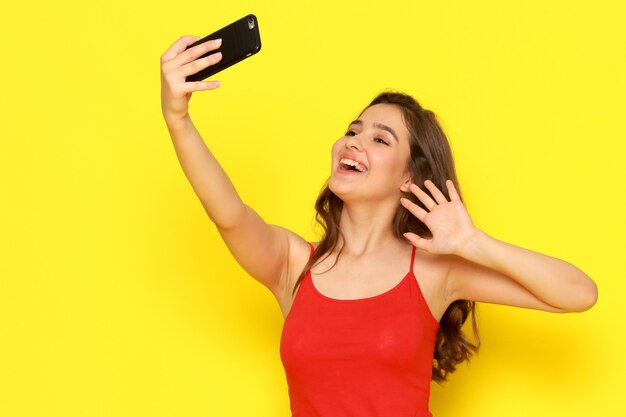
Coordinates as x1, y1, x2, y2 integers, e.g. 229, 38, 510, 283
345, 134, 362, 150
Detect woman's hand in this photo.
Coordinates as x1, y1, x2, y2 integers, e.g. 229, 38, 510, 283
160, 36, 223, 124
400, 179, 479, 256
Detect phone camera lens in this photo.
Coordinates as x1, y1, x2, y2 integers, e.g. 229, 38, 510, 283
247, 17, 255, 29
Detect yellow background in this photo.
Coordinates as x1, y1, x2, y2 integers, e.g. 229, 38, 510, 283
1, 0, 624, 416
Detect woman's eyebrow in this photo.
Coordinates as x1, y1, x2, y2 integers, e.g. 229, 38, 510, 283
348, 120, 399, 143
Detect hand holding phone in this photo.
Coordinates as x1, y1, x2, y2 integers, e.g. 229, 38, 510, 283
160, 15, 262, 123
184, 14, 262, 82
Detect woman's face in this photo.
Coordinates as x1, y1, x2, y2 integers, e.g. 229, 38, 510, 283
329, 103, 413, 203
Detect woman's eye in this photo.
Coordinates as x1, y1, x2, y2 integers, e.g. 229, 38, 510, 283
345, 130, 357, 136
374, 138, 389, 145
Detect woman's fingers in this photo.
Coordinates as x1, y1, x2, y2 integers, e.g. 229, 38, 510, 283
446, 180, 461, 201
409, 183, 437, 210
161, 35, 201, 63
423, 180, 449, 204
180, 51, 222, 78
177, 80, 221, 95
176, 51, 222, 94
403, 232, 430, 252
400, 197, 428, 222
181, 38, 222, 66
162, 37, 223, 83
162, 37, 222, 74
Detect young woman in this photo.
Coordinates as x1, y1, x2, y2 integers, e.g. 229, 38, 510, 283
160, 36, 598, 417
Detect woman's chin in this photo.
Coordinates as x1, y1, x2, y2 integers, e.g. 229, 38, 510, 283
328, 180, 349, 199
328, 180, 362, 202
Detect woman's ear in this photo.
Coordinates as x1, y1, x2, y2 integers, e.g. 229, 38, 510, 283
400, 177, 413, 193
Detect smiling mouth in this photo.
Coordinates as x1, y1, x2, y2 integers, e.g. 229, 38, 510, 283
339, 158, 367, 172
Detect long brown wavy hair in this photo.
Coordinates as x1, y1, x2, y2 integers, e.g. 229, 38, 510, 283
292, 90, 480, 383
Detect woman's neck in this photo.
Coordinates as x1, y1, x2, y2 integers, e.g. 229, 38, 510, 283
337, 200, 404, 256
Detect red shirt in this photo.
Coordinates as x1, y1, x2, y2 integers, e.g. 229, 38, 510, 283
280, 242, 440, 417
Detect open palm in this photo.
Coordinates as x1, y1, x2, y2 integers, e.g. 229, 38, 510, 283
400, 179, 479, 255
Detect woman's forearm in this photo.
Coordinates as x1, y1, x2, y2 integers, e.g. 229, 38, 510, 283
458, 229, 598, 312
165, 115, 246, 230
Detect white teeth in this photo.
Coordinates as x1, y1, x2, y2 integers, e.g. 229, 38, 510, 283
340, 158, 366, 172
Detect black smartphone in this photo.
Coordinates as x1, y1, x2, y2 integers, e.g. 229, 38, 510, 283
184, 14, 262, 82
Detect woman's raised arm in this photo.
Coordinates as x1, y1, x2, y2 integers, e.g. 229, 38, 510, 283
160, 35, 302, 295
401, 180, 598, 312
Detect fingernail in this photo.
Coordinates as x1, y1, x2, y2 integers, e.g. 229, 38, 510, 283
212, 38, 222, 47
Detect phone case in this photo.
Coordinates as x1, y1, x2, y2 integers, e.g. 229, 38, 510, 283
184, 14, 262, 82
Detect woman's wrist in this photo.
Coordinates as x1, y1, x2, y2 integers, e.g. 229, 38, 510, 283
456, 228, 490, 262
164, 112, 192, 131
